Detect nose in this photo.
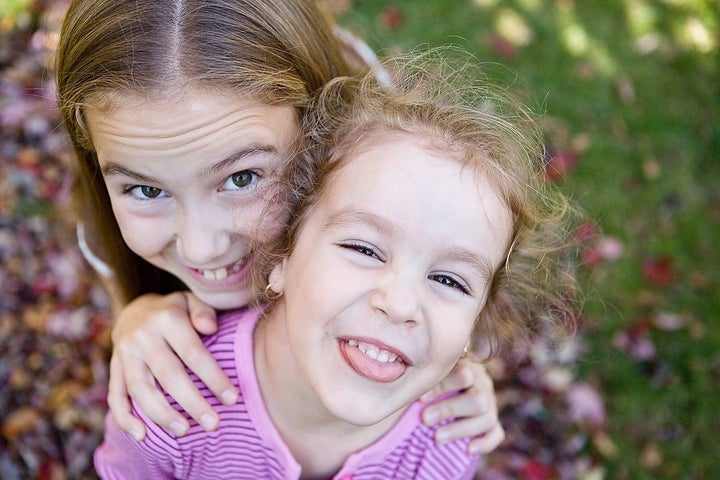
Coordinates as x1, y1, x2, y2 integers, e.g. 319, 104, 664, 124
370, 267, 423, 325
174, 205, 231, 266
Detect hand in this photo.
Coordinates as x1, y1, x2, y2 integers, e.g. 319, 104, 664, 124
420, 357, 505, 455
108, 292, 238, 440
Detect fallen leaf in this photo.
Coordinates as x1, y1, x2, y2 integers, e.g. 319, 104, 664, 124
566, 383, 606, 428
643, 256, 676, 286
488, 34, 518, 59
520, 459, 553, 480
592, 431, 618, 458
544, 149, 578, 181
380, 7, 403, 30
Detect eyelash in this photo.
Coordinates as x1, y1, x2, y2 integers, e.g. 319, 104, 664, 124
121, 169, 261, 200
339, 243, 471, 295
429, 274, 470, 295
340, 242, 383, 260
221, 169, 261, 191
122, 185, 168, 201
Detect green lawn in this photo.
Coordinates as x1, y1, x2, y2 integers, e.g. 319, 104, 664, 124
338, 1, 719, 478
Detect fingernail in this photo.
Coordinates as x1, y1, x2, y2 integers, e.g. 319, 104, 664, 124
221, 389, 238, 405
423, 409, 439, 426
129, 429, 144, 442
200, 413, 218, 431
170, 421, 188, 436
436, 429, 450, 444
420, 390, 435, 403
468, 443, 482, 455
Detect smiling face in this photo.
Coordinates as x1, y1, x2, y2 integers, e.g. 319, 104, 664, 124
267, 133, 513, 426
86, 88, 298, 309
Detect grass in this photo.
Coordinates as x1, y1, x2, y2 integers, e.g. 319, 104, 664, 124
338, 0, 719, 478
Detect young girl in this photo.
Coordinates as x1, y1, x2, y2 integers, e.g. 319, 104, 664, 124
55, 0, 504, 453
93, 52, 577, 479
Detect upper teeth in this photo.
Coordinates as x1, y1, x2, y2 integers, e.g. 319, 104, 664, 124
348, 339, 399, 364
201, 261, 242, 281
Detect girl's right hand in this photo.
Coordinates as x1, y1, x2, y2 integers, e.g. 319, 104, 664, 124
108, 292, 239, 441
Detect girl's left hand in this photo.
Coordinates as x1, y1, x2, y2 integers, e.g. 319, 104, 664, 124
420, 358, 505, 455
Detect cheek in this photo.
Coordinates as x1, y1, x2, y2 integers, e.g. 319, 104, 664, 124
113, 209, 168, 258
429, 320, 474, 366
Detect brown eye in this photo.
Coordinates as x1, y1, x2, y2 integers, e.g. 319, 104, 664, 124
140, 186, 163, 198
231, 170, 255, 188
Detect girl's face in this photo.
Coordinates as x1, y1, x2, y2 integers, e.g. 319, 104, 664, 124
269, 134, 513, 426
86, 88, 298, 309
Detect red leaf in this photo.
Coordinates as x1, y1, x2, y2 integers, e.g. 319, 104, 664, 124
521, 460, 553, 480
545, 150, 577, 181
575, 220, 600, 242
488, 34, 518, 59
381, 7, 403, 30
643, 256, 676, 286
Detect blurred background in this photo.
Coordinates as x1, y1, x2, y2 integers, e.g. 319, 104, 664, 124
1, 0, 717, 478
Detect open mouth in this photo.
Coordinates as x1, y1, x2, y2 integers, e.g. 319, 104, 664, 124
348, 339, 401, 364
190, 258, 248, 282
341, 338, 409, 383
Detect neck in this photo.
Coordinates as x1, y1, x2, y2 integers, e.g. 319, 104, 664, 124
254, 303, 405, 478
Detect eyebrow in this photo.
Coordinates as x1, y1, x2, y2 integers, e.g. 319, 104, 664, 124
325, 208, 494, 281
200, 145, 277, 177
324, 208, 397, 237
443, 247, 494, 282
101, 145, 278, 182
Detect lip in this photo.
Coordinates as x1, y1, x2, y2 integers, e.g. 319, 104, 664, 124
341, 336, 412, 365
338, 336, 412, 383
184, 255, 253, 288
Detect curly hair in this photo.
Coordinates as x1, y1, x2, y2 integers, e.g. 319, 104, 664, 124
255, 49, 581, 358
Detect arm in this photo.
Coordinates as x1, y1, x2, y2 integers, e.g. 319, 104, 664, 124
108, 292, 238, 440
420, 358, 505, 455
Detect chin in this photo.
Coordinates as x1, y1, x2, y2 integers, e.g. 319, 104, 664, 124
195, 291, 250, 311
326, 397, 408, 427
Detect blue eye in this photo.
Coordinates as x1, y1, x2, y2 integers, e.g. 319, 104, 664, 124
429, 274, 470, 294
125, 185, 168, 200
224, 170, 259, 190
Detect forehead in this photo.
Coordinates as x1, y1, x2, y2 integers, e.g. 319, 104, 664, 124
321, 133, 513, 264
85, 87, 299, 158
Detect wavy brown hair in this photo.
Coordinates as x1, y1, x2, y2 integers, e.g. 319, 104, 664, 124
256, 51, 580, 357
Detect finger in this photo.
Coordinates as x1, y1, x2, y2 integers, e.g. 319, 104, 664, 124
422, 384, 493, 426
163, 321, 238, 408
467, 424, 506, 455
432, 410, 500, 446
107, 354, 146, 441
141, 339, 223, 432
116, 340, 193, 436
184, 292, 219, 335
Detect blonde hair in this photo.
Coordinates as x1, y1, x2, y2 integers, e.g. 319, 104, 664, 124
257, 51, 579, 357
55, 0, 352, 304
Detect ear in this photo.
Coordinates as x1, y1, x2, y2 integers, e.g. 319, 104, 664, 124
268, 258, 288, 294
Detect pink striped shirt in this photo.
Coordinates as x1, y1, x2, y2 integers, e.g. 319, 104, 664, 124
94, 307, 480, 479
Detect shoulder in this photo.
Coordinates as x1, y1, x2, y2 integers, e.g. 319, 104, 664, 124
353, 403, 480, 479
393, 422, 478, 479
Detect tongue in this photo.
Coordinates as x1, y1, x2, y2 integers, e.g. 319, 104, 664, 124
341, 342, 406, 383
